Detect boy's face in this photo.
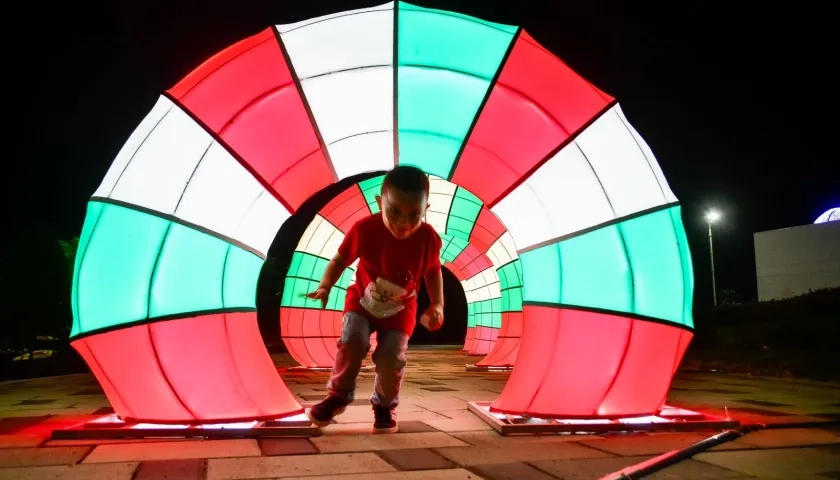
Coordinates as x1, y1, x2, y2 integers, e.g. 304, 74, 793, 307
376, 188, 429, 239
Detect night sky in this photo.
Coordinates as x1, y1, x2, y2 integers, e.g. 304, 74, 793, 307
7, 0, 837, 306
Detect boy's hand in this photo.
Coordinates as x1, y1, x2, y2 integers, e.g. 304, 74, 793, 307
303, 286, 330, 309
421, 303, 444, 331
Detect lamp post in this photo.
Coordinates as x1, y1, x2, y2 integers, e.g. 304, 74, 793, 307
705, 210, 721, 306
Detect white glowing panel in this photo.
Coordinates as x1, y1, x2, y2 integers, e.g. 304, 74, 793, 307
175, 142, 275, 250
615, 105, 678, 204
234, 192, 292, 257
492, 144, 615, 250
92, 96, 290, 257
279, 4, 394, 180
297, 215, 345, 258
464, 267, 502, 302
426, 176, 457, 233
94, 96, 174, 198
575, 104, 672, 217
487, 232, 518, 267
276, 2, 393, 33
99, 97, 210, 214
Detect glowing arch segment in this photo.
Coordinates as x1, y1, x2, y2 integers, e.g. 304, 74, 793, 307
72, 312, 301, 423
491, 306, 693, 418
70, 2, 697, 423
462, 267, 503, 355
397, 3, 518, 177
492, 104, 677, 252
449, 31, 614, 205
92, 96, 290, 257
71, 201, 262, 339
278, 3, 395, 179
167, 28, 335, 212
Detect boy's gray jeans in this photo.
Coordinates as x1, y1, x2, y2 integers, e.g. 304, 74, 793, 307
327, 311, 410, 408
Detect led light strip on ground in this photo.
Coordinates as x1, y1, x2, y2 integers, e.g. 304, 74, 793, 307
51, 413, 320, 439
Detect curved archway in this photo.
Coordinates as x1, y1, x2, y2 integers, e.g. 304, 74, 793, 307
279, 174, 524, 368
68, 2, 694, 424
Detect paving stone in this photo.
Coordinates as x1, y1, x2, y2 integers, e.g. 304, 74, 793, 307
469, 462, 558, 480
579, 433, 714, 456
83, 439, 260, 463
0, 435, 44, 448
695, 446, 840, 478
259, 438, 319, 456
377, 448, 455, 470
0, 416, 50, 435
395, 421, 438, 433
312, 431, 467, 453
711, 427, 840, 449
134, 458, 204, 480
737, 399, 793, 407
0, 462, 139, 480
206, 452, 395, 479
420, 387, 458, 392
69, 390, 104, 396
280, 469, 480, 480
13, 399, 56, 406
532, 455, 753, 480
421, 409, 494, 433
436, 432, 609, 466
0, 446, 91, 467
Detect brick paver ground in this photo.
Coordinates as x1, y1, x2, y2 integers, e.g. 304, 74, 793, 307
1, 346, 838, 479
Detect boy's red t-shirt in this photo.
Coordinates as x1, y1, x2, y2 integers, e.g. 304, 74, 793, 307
337, 214, 442, 335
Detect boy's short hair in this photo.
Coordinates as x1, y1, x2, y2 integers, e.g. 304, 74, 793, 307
382, 165, 430, 198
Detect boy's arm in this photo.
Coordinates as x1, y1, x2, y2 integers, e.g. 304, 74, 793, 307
319, 253, 348, 290
424, 267, 444, 308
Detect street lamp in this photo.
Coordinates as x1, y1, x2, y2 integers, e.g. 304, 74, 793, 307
705, 210, 721, 306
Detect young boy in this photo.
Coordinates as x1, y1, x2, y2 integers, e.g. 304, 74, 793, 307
304, 165, 444, 433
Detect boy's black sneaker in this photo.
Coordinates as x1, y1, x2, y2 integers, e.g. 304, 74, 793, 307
307, 396, 349, 427
372, 405, 398, 433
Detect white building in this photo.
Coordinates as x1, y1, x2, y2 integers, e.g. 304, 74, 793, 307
754, 208, 840, 301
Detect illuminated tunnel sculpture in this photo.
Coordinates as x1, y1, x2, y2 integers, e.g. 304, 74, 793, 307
69, 1, 694, 423
281, 174, 524, 367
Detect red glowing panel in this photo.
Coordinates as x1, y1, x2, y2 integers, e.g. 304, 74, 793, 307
320, 185, 371, 233
490, 306, 690, 418
450, 245, 493, 279
469, 325, 499, 356
469, 208, 507, 254
167, 27, 334, 212
463, 326, 476, 352
476, 311, 522, 367
71, 313, 303, 424
280, 307, 376, 369
451, 31, 614, 207
596, 320, 685, 417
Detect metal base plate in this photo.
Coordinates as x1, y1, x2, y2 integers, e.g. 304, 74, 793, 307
468, 401, 740, 436
465, 364, 513, 372
50, 413, 321, 440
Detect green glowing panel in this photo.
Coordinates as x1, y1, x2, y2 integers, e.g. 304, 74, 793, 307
71, 201, 263, 339
472, 298, 502, 329
671, 207, 695, 328
74, 202, 169, 336
71, 201, 104, 336
223, 246, 264, 308
519, 206, 694, 328
282, 251, 353, 311
397, 2, 517, 178
360, 176, 385, 214
439, 234, 469, 263
497, 259, 524, 313
446, 187, 482, 241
